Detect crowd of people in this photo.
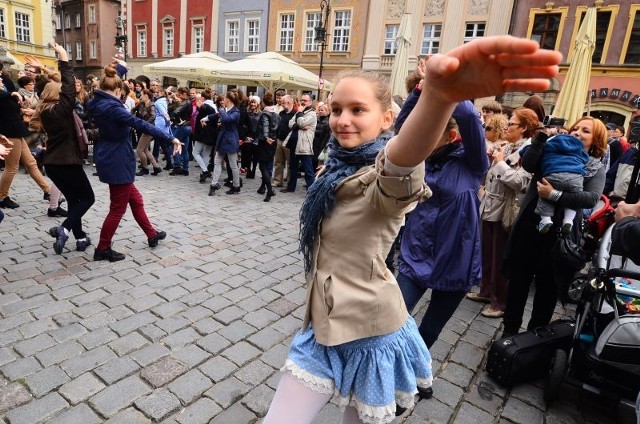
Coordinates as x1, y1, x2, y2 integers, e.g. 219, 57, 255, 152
1, 35, 640, 423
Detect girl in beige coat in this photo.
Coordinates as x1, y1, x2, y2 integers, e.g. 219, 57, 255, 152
264, 36, 561, 424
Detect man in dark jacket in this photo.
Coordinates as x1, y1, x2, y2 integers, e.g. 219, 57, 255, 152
612, 200, 640, 264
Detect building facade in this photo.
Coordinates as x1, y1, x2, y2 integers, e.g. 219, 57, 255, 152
267, 0, 369, 98
126, 0, 217, 83
0, 0, 56, 71
362, 0, 514, 97
510, 0, 640, 137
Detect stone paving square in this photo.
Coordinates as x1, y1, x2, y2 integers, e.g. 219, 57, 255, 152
0, 167, 636, 424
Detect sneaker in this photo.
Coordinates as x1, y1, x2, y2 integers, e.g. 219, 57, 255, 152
76, 237, 92, 252
148, 230, 166, 247
94, 247, 125, 262
47, 207, 68, 217
0, 196, 19, 209
49, 225, 69, 254
538, 221, 553, 234
481, 306, 505, 318
466, 292, 491, 303
561, 222, 573, 234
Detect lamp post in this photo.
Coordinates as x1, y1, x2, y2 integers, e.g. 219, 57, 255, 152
115, 15, 128, 60
314, 0, 331, 102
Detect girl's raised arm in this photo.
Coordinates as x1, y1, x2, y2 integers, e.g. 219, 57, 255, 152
387, 35, 561, 167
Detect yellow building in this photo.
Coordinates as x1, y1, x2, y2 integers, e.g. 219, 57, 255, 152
0, 0, 57, 70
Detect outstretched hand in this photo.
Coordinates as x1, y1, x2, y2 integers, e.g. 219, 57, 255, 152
423, 36, 562, 103
47, 41, 69, 62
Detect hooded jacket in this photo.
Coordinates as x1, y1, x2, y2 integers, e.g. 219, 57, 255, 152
87, 90, 173, 184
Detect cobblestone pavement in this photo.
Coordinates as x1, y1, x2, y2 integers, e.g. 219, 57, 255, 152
0, 166, 636, 424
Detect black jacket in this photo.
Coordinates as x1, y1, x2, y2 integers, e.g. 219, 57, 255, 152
276, 109, 295, 141
612, 217, 640, 265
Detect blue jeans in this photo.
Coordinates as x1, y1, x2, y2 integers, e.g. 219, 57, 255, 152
172, 126, 191, 171
396, 271, 466, 348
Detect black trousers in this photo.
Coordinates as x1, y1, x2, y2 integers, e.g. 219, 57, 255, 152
44, 164, 95, 240
502, 214, 559, 335
258, 160, 273, 193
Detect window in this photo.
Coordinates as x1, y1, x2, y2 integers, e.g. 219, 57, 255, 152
279, 14, 294, 51
0, 9, 4, 38
75, 12, 81, 28
383, 25, 398, 55
245, 19, 259, 53
304, 12, 321, 51
225, 20, 239, 53
163, 28, 174, 56
531, 13, 560, 50
464, 22, 485, 43
89, 40, 97, 59
138, 29, 147, 57
15, 12, 31, 43
55, 13, 61, 30
65, 42, 72, 58
193, 25, 204, 53
64, 13, 71, 29
623, 7, 640, 64
421, 23, 441, 55
75, 41, 82, 60
332, 10, 351, 52
88, 5, 96, 24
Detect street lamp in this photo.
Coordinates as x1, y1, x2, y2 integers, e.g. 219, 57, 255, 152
115, 15, 128, 62
314, 0, 331, 102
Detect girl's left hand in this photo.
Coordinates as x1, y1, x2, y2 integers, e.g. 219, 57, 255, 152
536, 178, 554, 199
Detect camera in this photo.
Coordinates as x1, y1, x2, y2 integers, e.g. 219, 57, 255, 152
543, 115, 566, 128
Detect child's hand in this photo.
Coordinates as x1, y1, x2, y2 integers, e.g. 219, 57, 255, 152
424, 36, 561, 103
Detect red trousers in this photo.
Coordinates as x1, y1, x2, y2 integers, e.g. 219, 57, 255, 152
98, 183, 157, 250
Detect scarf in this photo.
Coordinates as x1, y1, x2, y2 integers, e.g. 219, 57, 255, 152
299, 131, 393, 274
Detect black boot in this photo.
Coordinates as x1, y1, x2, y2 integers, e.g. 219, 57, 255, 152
264, 190, 275, 202
199, 171, 211, 183
169, 167, 183, 176
226, 186, 241, 195
257, 184, 266, 195
417, 386, 433, 400
136, 167, 149, 176
151, 167, 162, 176
208, 183, 221, 196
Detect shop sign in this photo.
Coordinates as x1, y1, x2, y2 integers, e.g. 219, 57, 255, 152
591, 88, 640, 108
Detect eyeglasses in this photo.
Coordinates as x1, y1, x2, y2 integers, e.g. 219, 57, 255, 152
507, 122, 521, 127
485, 126, 494, 131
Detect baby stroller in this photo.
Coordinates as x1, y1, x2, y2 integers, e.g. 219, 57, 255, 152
544, 222, 640, 411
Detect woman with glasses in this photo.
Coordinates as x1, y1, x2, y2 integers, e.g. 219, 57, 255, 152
467, 111, 534, 318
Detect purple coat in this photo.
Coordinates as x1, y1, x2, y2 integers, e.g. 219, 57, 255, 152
397, 99, 488, 291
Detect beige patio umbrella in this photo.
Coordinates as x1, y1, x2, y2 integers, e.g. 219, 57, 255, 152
204, 51, 333, 92
142, 52, 228, 83
390, 12, 412, 99
553, 7, 597, 126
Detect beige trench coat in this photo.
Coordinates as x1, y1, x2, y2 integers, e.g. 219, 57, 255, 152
302, 151, 431, 346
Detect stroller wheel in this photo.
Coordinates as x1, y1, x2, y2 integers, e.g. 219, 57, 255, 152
544, 349, 567, 405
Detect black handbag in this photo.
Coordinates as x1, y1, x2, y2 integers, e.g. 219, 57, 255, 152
551, 230, 587, 272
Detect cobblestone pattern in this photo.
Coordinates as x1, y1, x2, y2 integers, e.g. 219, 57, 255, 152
0, 170, 634, 423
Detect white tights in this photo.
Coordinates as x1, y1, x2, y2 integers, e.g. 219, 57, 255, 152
263, 373, 364, 424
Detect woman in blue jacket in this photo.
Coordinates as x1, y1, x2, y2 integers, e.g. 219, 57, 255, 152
207, 91, 241, 195
87, 64, 182, 262
396, 87, 489, 348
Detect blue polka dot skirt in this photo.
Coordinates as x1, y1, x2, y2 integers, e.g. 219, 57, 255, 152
282, 316, 433, 424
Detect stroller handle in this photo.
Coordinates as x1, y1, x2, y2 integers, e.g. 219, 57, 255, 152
607, 268, 640, 281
